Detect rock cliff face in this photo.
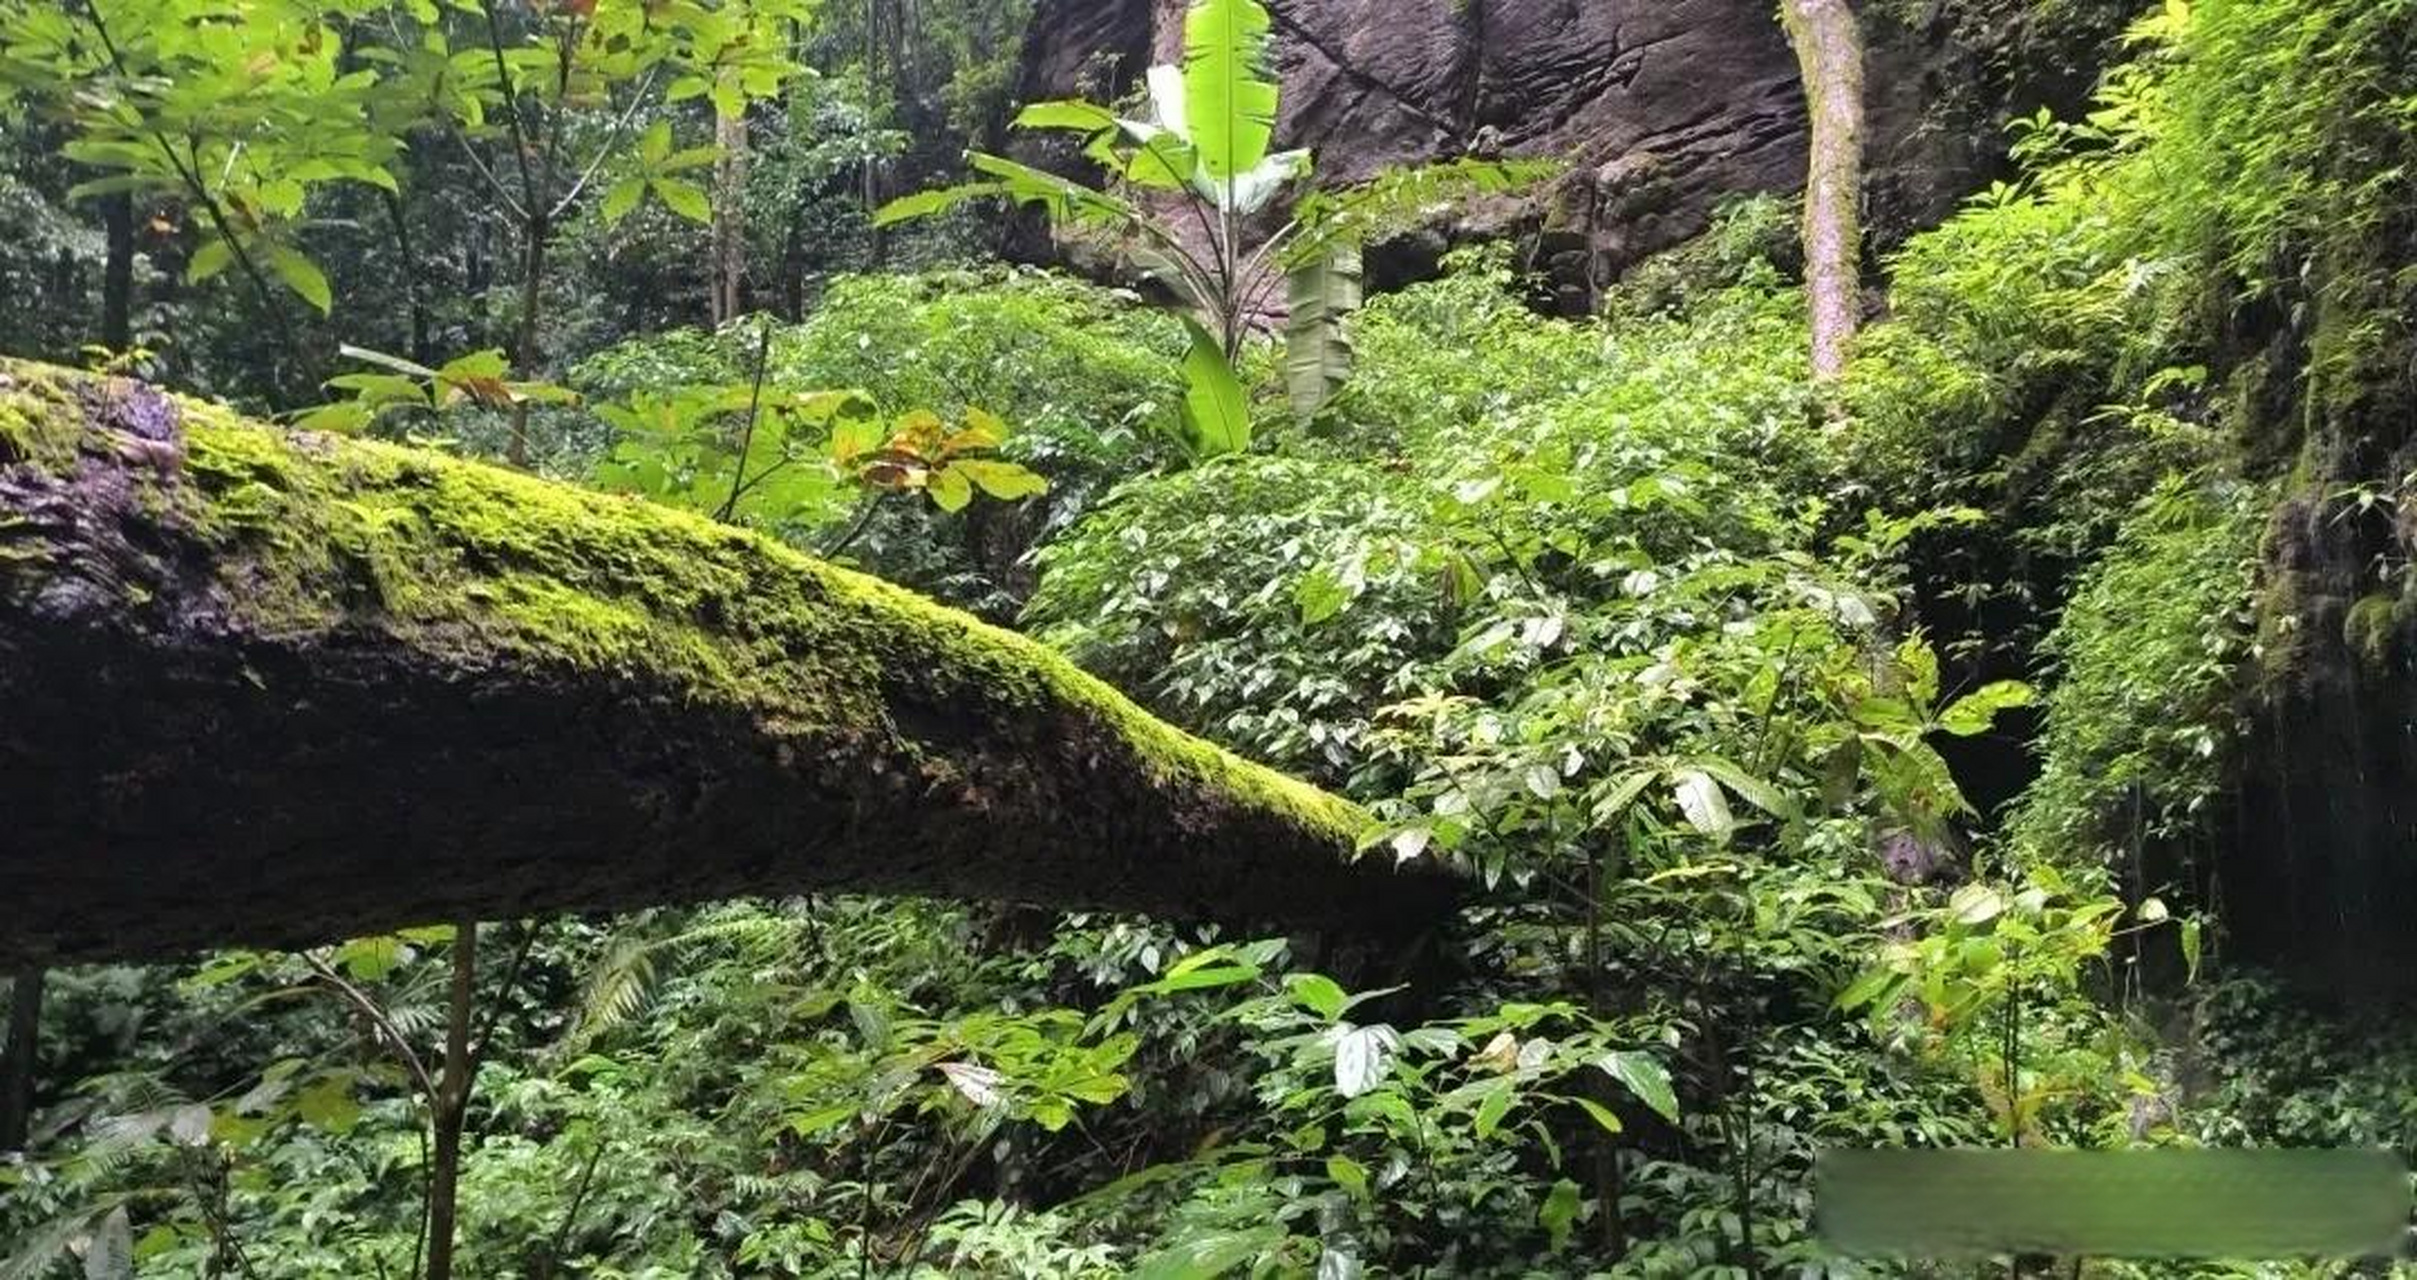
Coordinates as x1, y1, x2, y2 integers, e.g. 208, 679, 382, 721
1016, 0, 2121, 307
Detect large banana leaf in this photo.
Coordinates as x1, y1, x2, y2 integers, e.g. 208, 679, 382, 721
873, 152, 1139, 229
1178, 317, 1251, 459
1182, 0, 1278, 196
1284, 246, 1361, 421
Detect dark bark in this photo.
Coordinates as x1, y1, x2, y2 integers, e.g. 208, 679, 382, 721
0, 967, 41, 1150
507, 211, 550, 466
0, 359, 1461, 968
423, 920, 477, 1280
101, 193, 134, 353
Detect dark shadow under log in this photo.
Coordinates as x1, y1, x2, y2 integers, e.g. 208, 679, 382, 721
0, 359, 1461, 967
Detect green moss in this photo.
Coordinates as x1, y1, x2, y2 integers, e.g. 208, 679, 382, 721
2, 355, 1369, 852
0, 365, 86, 474
2342, 591, 2403, 672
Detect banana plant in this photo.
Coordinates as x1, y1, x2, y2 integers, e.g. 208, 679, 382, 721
875, 0, 1548, 458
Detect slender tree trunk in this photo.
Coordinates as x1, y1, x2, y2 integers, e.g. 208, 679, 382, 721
382, 187, 435, 366
861, 0, 886, 266
101, 193, 134, 353
508, 216, 550, 467
424, 921, 479, 1280
1, 967, 46, 1151
1778, 0, 1865, 387
711, 109, 751, 326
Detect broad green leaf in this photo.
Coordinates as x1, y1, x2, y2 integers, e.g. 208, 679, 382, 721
1182, 0, 1277, 188
2180, 917, 2203, 981
1285, 246, 1362, 421
952, 458, 1049, 501
1938, 679, 2036, 736
1835, 966, 1908, 1013
1135, 963, 1261, 995
928, 466, 974, 513
1539, 1177, 1582, 1249
1294, 565, 1349, 625
267, 246, 332, 314
1133, 1227, 1286, 1280
186, 237, 233, 284
601, 177, 646, 225
1596, 1050, 1679, 1123
1693, 756, 1800, 823
1949, 883, 2007, 925
968, 152, 1141, 226
295, 1077, 360, 1134
1574, 1096, 1625, 1137
873, 180, 1007, 226
1016, 99, 1119, 133
1325, 1153, 1369, 1199
1178, 318, 1250, 458
651, 178, 713, 224
1286, 972, 1348, 1020
638, 119, 672, 164
1473, 1079, 1515, 1139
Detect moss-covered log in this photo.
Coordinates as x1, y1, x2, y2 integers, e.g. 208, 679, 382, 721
0, 359, 1460, 966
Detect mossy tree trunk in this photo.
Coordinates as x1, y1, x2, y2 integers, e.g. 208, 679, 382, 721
1779, 0, 1866, 386
0, 358, 1460, 968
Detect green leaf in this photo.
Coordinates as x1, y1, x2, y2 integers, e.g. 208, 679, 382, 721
2180, 917, 2203, 982
1596, 1050, 1679, 1123
928, 466, 974, 513
1286, 973, 1348, 1020
267, 247, 332, 314
1590, 768, 1659, 823
1182, 0, 1278, 189
1294, 565, 1350, 625
1015, 99, 1119, 133
638, 119, 672, 165
1835, 967, 1907, 1013
295, 1077, 360, 1134
1178, 318, 1250, 458
1573, 1096, 1625, 1137
1539, 1177, 1582, 1249
1325, 1153, 1368, 1199
1949, 883, 2007, 925
187, 238, 234, 284
873, 180, 1006, 226
1693, 756, 1801, 823
650, 178, 713, 224
1473, 1080, 1515, 1139
952, 458, 1049, 501
1284, 247, 1362, 421
1937, 680, 2036, 736
601, 177, 646, 225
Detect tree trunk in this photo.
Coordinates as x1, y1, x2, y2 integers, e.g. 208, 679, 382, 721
710, 110, 751, 327
1779, 0, 1866, 387
507, 212, 551, 467
0, 357, 1461, 967
382, 187, 435, 367
423, 921, 478, 1280
1, 967, 44, 1151
100, 193, 134, 354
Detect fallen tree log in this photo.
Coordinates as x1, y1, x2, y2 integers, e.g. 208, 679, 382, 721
0, 358, 1461, 966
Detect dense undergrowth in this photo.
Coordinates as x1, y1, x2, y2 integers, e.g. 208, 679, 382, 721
7, 0, 2417, 1275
